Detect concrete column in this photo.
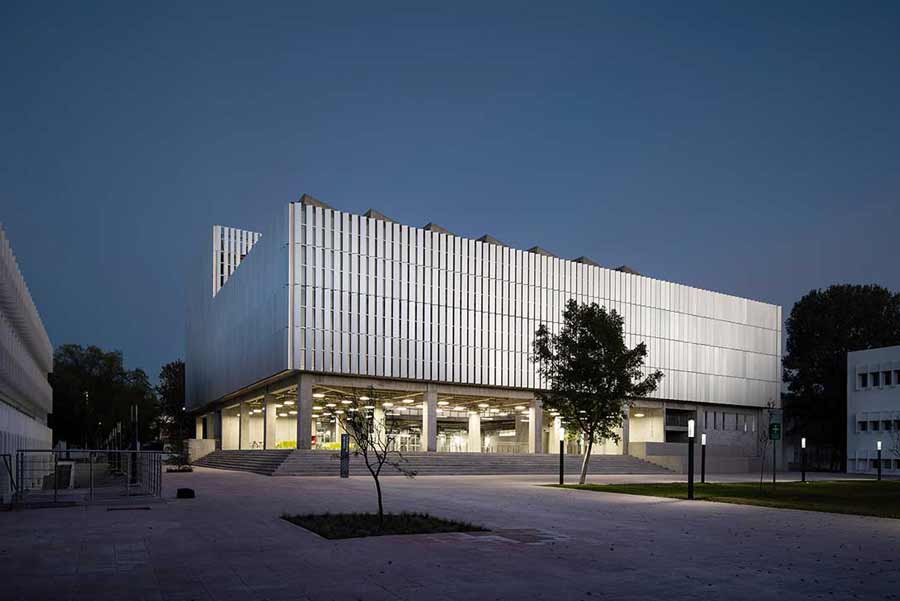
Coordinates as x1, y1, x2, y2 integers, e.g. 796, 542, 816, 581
528, 397, 543, 454
264, 394, 277, 449
549, 416, 562, 449
468, 412, 481, 453
296, 375, 313, 449
422, 387, 437, 452
239, 401, 250, 449
195, 416, 203, 439
374, 407, 387, 448
213, 411, 223, 448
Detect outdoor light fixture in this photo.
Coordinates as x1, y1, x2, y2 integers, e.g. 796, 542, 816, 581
701, 433, 707, 446
801, 437, 806, 449
283, 400, 294, 405
289, 410, 297, 415
278, 412, 288, 417
326, 403, 337, 408
363, 405, 375, 410
437, 401, 449, 406
687, 419, 696, 499
801, 436, 808, 482
700, 432, 707, 483
340, 400, 352, 405
478, 403, 489, 408
359, 396, 370, 401
454, 406, 464, 411
877, 440, 883, 481
383, 402, 394, 407
515, 405, 526, 411
312, 393, 325, 399
313, 406, 323, 411
402, 399, 414, 404
877, 440, 882, 451
634, 413, 645, 418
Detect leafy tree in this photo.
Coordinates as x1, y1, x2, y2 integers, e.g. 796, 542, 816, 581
157, 360, 190, 463
783, 284, 900, 470
331, 387, 415, 527
533, 300, 663, 484
50, 344, 158, 448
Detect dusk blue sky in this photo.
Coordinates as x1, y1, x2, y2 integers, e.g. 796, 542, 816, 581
2, 1, 899, 380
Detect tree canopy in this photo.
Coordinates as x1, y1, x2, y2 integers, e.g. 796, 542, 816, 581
783, 284, 900, 468
533, 300, 663, 483
50, 344, 158, 448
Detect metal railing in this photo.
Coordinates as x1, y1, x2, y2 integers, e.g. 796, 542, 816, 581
1, 453, 16, 504
14, 450, 162, 506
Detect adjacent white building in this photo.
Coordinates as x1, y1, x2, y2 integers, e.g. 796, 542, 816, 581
187, 195, 781, 470
0, 224, 53, 500
847, 345, 900, 475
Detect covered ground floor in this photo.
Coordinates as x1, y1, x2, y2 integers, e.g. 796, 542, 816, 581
190, 372, 772, 470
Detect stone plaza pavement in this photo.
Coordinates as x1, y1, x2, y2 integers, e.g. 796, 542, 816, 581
1, 469, 898, 601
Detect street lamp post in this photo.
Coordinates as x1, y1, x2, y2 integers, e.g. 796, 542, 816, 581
877, 440, 882, 481
558, 426, 565, 486
801, 437, 807, 483
687, 419, 696, 500
700, 433, 707, 484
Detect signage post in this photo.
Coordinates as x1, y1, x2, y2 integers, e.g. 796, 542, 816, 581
768, 409, 783, 487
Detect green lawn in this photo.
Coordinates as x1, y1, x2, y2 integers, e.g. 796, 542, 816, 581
282, 512, 487, 539
553, 480, 900, 519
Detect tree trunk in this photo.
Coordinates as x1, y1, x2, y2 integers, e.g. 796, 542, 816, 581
579, 438, 594, 485
374, 475, 384, 528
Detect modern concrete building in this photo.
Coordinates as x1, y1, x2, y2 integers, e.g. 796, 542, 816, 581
0, 224, 53, 500
186, 195, 782, 471
847, 345, 900, 475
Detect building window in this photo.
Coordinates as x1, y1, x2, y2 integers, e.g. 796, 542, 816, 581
884, 371, 893, 386
884, 421, 893, 431
859, 421, 868, 432
859, 373, 868, 388
871, 372, 880, 387
870, 421, 879, 431
704, 411, 709, 429
895, 370, 900, 386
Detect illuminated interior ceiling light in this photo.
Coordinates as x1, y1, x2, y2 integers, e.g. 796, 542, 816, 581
363, 404, 375, 409
326, 403, 337, 408
437, 401, 449, 406
348, 407, 358, 412
335, 410, 344, 415
514, 405, 526, 411
274, 404, 283, 408
312, 393, 325, 399
313, 406, 323, 411
359, 396, 370, 401
454, 406, 464, 411
382, 402, 394, 407
340, 400, 352, 405
283, 400, 295, 405
402, 399, 414, 404
278, 412, 288, 417
490, 408, 500, 414
634, 413, 645, 418
477, 403, 489, 408
289, 410, 297, 415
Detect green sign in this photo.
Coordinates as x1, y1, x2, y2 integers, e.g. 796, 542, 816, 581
769, 423, 782, 441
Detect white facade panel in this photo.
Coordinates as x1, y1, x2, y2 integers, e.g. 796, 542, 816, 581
846, 345, 900, 475
287, 204, 781, 409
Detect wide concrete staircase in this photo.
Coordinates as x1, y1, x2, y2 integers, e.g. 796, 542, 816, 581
193, 450, 294, 476
194, 449, 670, 477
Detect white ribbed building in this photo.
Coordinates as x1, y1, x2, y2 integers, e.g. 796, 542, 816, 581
187, 195, 781, 471
0, 224, 53, 500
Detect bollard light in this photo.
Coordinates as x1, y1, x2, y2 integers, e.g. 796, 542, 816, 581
801, 437, 806, 449
700, 432, 707, 483
701, 433, 707, 446
688, 419, 695, 439
877, 440, 882, 451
